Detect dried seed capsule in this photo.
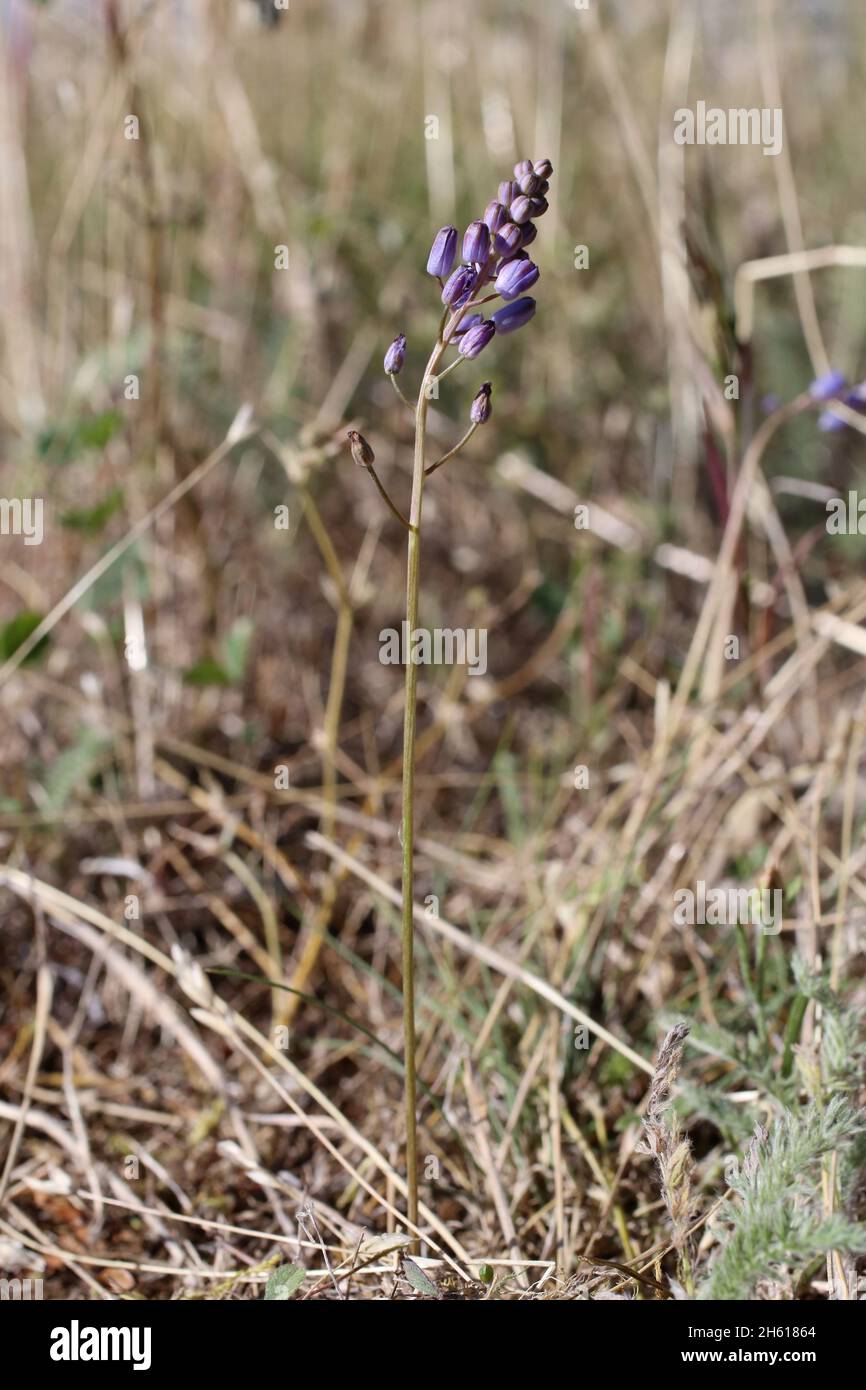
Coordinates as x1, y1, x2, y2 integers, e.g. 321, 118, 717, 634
347, 429, 375, 468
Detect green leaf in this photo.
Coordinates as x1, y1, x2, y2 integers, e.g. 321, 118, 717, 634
222, 617, 254, 684
403, 1258, 440, 1299
0, 612, 49, 665
183, 658, 231, 687
60, 487, 124, 536
38, 410, 124, 465
264, 1264, 306, 1300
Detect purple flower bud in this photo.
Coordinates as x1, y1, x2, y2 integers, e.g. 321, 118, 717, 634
494, 222, 523, 257
483, 200, 509, 233
470, 382, 493, 424
347, 429, 375, 468
491, 296, 536, 335
452, 312, 484, 337
536, 179, 550, 196
458, 320, 495, 359
494, 256, 540, 300
518, 172, 542, 196
463, 219, 491, 264
514, 159, 533, 179
519, 222, 538, 249
498, 180, 519, 207
426, 225, 458, 278
529, 196, 549, 218
383, 333, 406, 375
809, 369, 846, 401
509, 195, 533, 225
533, 158, 553, 179
441, 264, 476, 306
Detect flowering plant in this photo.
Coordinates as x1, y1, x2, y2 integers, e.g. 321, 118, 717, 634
350, 157, 553, 1233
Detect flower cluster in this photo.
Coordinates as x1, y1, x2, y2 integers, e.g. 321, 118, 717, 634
383, 156, 553, 422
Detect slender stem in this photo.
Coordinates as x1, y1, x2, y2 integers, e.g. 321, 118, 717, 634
430, 354, 466, 389
400, 330, 448, 1236
389, 373, 414, 415
365, 463, 412, 531
425, 422, 478, 478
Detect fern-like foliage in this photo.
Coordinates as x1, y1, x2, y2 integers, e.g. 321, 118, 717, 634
699, 1097, 866, 1300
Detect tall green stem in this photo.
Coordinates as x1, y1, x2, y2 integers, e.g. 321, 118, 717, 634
400, 333, 447, 1231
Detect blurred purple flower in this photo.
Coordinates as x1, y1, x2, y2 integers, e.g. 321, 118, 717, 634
809, 369, 847, 401
426, 226, 458, 277
818, 381, 866, 433
491, 297, 536, 334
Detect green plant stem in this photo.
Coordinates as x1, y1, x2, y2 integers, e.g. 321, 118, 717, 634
400, 329, 448, 1235
425, 423, 478, 477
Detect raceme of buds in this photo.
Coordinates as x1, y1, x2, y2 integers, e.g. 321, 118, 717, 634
347, 429, 375, 468
491, 296, 536, 334
426, 225, 458, 278
384, 333, 407, 375
494, 257, 539, 300
463, 220, 491, 263
470, 382, 493, 424
442, 264, 476, 306
458, 320, 495, 358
